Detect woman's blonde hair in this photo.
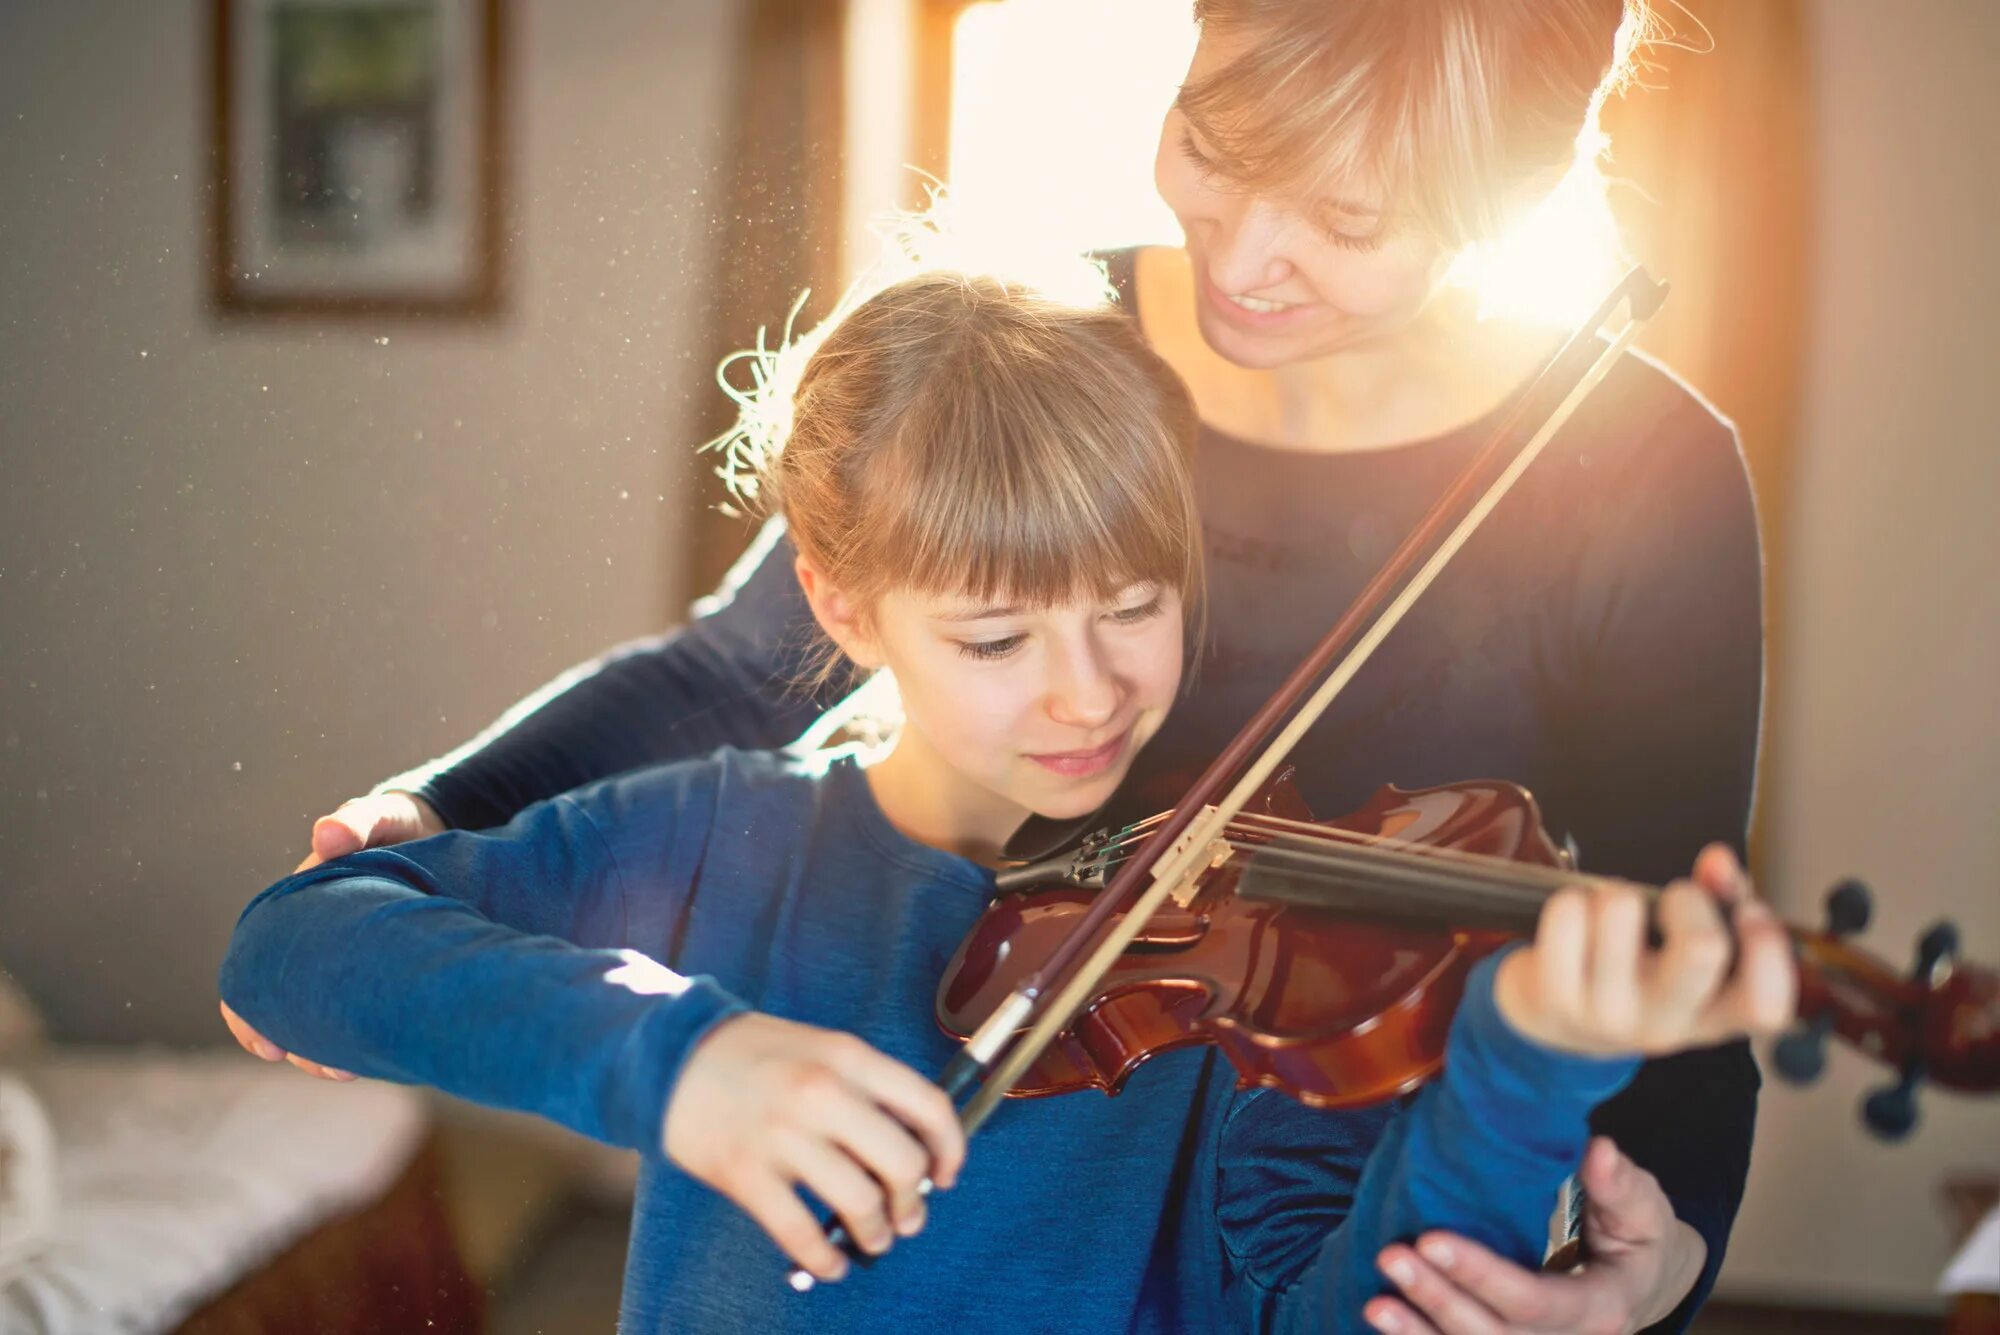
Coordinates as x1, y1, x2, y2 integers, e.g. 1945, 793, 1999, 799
1182, 0, 1656, 249
709, 244, 1203, 687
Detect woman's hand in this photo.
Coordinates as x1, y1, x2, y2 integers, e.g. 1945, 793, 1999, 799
662, 1011, 965, 1284
218, 790, 446, 1080
303, 789, 447, 868
1493, 844, 1795, 1058
1367, 1138, 1705, 1335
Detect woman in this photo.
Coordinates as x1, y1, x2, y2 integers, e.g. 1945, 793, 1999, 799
226, 4, 1762, 1331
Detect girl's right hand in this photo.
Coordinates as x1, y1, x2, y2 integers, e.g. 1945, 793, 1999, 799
662, 1011, 965, 1284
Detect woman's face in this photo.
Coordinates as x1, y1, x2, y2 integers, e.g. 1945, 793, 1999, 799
1153, 33, 1454, 370
848, 579, 1186, 828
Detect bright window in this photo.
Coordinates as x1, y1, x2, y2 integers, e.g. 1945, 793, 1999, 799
946, 0, 1196, 255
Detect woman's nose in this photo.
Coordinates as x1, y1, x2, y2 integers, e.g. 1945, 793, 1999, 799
1204, 197, 1295, 295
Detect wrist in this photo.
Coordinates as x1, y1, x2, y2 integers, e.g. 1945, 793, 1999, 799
1634, 1221, 1707, 1331
1448, 955, 1648, 1151
661, 1008, 747, 1163
618, 976, 747, 1159
385, 789, 448, 836
1491, 946, 1630, 1059
1492, 946, 1563, 1049
1451, 953, 1641, 1120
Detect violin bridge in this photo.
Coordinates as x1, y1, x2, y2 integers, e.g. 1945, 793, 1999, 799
1156, 836, 1233, 908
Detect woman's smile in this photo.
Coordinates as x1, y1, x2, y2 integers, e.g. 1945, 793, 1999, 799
1199, 264, 1320, 331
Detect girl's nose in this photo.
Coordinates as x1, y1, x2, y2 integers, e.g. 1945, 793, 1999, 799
1046, 642, 1121, 731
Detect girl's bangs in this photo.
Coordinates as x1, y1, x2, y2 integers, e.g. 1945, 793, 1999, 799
853, 413, 1200, 614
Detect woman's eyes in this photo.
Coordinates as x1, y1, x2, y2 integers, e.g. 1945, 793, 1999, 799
1177, 129, 1217, 176
1311, 214, 1385, 253
1179, 129, 1383, 253
952, 599, 1165, 661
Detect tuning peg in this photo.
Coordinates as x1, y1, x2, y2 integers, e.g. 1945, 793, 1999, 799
1775, 880, 1875, 1086
1771, 1012, 1833, 1084
1862, 1060, 1925, 1141
1914, 920, 1959, 985
1851, 921, 1961, 1140
1824, 878, 1872, 938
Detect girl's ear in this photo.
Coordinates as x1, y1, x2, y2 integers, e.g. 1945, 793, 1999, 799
795, 555, 885, 670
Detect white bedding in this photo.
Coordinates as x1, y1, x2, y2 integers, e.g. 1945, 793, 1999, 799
0, 1050, 425, 1335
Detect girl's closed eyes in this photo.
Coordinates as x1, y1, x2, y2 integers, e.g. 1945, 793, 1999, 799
950, 588, 1168, 661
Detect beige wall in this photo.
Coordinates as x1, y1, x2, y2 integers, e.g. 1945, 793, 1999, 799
1719, 0, 2000, 1310
0, 1, 741, 1044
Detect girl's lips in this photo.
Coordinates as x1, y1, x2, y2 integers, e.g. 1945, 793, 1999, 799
1027, 728, 1130, 779
1198, 266, 1319, 331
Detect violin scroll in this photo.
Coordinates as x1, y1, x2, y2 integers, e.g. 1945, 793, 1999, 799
1775, 880, 1999, 1141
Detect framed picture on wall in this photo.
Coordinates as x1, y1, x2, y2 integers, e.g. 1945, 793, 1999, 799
209, 0, 506, 316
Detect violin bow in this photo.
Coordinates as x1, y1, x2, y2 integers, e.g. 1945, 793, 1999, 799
949, 268, 1671, 1131
788, 269, 1669, 1289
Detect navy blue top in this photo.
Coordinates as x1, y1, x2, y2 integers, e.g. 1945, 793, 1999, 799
390, 249, 1765, 1330
222, 747, 1638, 1333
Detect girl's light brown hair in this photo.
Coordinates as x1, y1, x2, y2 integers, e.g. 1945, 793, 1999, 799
1181, 0, 1656, 249
713, 267, 1203, 684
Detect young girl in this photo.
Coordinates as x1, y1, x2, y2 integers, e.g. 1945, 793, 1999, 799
219, 268, 1792, 1333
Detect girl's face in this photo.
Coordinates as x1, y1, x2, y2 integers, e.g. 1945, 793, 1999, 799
811, 568, 1187, 833
1153, 33, 1454, 370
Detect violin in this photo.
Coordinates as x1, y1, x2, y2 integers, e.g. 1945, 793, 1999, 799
789, 267, 2000, 1286
938, 770, 2000, 1133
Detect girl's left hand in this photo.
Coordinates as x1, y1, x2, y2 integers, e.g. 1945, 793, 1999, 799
1494, 843, 1796, 1058
1367, 1138, 1704, 1335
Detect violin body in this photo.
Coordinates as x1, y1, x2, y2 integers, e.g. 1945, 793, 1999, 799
937, 777, 1570, 1109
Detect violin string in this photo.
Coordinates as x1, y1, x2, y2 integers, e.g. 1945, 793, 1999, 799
1226, 817, 1607, 896
1238, 834, 1566, 897
1077, 808, 1544, 883
1072, 805, 1636, 904
1235, 842, 1557, 925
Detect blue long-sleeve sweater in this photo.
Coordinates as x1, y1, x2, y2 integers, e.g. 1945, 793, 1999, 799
222, 745, 1635, 1333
